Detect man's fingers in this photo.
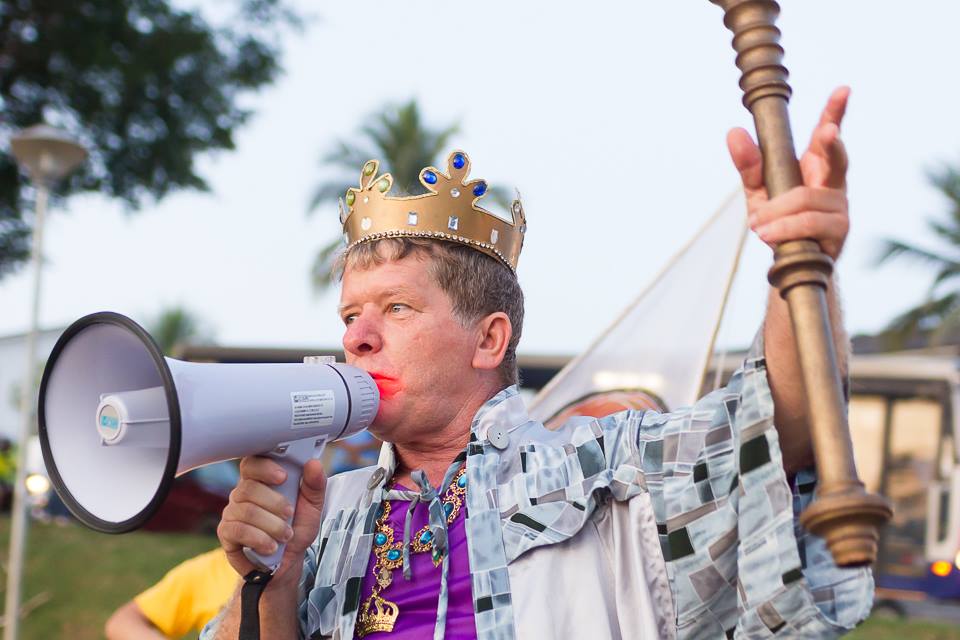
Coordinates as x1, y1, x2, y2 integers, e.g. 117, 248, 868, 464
239, 455, 288, 485
754, 210, 848, 255
804, 121, 848, 189
227, 483, 294, 537
726, 127, 765, 195
230, 478, 295, 517
749, 186, 847, 228
297, 459, 328, 513
816, 86, 850, 130
218, 519, 283, 557
803, 87, 850, 189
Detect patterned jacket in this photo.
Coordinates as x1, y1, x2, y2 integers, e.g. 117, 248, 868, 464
205, 345, 874, 639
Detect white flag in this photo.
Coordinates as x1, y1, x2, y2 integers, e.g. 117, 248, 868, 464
529, 191, 748, 423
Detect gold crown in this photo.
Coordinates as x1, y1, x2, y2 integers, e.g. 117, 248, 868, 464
339, 150, 527, 271
356, 594, 400, 637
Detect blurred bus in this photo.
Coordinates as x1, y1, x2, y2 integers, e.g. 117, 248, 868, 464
846, 353, 960, 607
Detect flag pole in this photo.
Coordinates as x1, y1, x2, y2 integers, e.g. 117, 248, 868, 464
707, 0, 891, 566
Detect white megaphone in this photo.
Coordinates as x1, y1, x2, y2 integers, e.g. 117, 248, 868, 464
38, 311, 379, 573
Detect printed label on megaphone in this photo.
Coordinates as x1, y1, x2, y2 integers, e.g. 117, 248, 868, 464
39, 312, 379, 573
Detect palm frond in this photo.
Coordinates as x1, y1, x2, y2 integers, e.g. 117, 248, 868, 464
874, 238, 954, 269
310, 237, 346, 293
929, 301, 960, 345
928, 219, 960, 248
879, 292, 960, 349
307, 98, 466, 292
932, 261, 960, 289
927, 164, 960, 217
307, 181, 351, 214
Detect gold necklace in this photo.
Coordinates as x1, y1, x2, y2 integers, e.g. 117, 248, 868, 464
356, 467, 467, 637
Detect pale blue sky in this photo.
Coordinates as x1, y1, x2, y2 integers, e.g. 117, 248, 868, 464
1, 1, 957, 356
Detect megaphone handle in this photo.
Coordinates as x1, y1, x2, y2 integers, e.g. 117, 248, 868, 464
242, 436, 328, 573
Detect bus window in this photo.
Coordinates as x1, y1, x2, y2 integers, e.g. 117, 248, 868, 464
848, 395, 886, 494
884, 398, 942, 577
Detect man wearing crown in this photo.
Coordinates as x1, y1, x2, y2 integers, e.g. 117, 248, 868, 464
205, 88, 870, 640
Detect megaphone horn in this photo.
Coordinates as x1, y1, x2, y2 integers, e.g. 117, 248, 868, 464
38, 311, 379, 573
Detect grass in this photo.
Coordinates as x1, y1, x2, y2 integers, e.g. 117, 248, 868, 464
848, 617, 960, 639
1, 515, 959, 638
0, 515, 217, 639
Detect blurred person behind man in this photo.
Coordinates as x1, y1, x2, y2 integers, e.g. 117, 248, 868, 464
105, 547, 238, 639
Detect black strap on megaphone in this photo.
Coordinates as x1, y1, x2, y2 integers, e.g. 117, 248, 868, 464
239, 570, 273, 640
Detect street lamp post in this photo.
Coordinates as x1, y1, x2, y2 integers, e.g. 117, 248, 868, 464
5, 125, 86, 640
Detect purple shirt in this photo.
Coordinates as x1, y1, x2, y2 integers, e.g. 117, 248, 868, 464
358, 486, 477, 639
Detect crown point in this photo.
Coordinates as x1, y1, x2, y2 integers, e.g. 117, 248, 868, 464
363, 161, 376, 177
422, 170, 438, 185
472, 181, 487, 197
452, 153, 466, 169
346, 191, 356, 207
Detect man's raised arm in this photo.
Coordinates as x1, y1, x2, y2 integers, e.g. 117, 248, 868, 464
727, 86, 853, 474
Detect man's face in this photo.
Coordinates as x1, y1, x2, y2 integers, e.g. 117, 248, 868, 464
339, 253, 480, 441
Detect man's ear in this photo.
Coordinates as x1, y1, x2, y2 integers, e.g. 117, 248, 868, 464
472, 312, 512, 372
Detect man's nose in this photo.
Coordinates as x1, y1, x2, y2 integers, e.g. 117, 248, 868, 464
342, 311, 383, 356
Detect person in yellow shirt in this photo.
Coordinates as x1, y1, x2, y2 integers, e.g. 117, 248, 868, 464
105, 548, 238, 639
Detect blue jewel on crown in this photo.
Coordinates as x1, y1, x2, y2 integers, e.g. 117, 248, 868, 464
452, 153, 466, 169
422, 169, 438, 185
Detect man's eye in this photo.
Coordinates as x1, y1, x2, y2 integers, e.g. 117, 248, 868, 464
343, 314, 357, 325
389, 303, 408, 313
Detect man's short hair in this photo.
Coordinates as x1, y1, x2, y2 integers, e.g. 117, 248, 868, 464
339, 238, 524, 386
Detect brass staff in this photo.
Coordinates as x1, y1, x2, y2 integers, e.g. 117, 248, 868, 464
708, 0, 891, 566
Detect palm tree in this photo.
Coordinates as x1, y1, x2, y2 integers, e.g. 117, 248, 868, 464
306, 99, 512, 290
307, 100, 459, 289
149, 306, 214, 355
876, 162, 960, 347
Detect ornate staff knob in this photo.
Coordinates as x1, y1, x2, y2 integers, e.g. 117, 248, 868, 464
708, 0, 892, 566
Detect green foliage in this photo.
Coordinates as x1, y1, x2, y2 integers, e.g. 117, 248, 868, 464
149, 305, 214, 355
0, 0, 299, 279
876, 162, 960, 347
0, 516, 216, 639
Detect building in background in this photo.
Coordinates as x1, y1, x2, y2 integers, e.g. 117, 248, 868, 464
0, 328, 65, 441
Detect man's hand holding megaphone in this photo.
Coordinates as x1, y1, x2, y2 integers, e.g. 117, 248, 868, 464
218, 457, 328, 582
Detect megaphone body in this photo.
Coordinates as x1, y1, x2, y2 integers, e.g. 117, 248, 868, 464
39, 312, 379, 572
